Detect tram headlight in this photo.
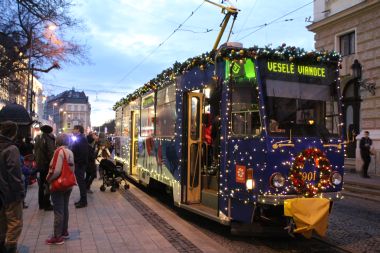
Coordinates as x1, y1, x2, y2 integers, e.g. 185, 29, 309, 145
270, 173, 285, 188
246, 168, 255, 191
331, 172, 342, 185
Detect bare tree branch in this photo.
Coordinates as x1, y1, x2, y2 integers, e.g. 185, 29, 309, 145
0, 0, 88, 79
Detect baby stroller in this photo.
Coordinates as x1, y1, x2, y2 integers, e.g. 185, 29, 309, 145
99, 159, 129, 192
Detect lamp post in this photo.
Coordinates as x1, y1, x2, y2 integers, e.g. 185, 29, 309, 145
26, 27, 33, 115
351, 59, 376, 95
59, 108, 63, 133
52, 102, 57, 120
52, 102, 57, 133
27, 24, 58, 115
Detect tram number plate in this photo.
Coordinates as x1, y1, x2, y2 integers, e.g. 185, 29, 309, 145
302, 171, 317, 182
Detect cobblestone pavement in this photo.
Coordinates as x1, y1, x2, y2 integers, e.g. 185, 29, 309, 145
183, 195, 380, 253
144, 186, 350, 253
324, 196, 380, 253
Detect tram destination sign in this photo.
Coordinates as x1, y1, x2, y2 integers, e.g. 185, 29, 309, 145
258, 59, 336, 86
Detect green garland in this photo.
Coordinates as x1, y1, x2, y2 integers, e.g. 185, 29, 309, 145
113, 44, 341, 110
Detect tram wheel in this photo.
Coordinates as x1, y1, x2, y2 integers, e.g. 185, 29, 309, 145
110, 187, 117, 192
124, 184, 130, 190
100, 185, 106, 192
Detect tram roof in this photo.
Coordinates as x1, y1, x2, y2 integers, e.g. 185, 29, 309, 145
113, 44, 341, 110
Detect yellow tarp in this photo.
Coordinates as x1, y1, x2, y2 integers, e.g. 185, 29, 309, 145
284, 198, 330, 238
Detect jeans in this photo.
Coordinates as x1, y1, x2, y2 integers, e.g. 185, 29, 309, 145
51, 189, 72, 237
75, 164, 87, 204
0, 200, 23, 249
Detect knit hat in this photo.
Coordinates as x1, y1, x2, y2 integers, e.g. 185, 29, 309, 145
40, 125, 53, 134
0, 120, 18, 138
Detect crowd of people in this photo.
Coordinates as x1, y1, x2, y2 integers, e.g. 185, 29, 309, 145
0, 121, 114, 251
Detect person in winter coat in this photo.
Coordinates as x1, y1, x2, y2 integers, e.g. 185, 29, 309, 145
70, 125, 88, 208
45, 134, 75, 245
85, 133, 97, 193
34, 125, 55, 211
360, 130, 373, 178
95, 144, 111, 179
0, 121, 24, 253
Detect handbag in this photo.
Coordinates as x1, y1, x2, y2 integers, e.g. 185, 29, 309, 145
50, 148, 77, 192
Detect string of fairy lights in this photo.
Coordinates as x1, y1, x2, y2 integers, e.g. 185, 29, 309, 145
113, 44, 344, 208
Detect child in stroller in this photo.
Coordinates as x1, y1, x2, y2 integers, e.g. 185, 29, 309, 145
99, 159, 129, 192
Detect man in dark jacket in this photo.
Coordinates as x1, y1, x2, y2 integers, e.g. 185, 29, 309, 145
0, 121, 24, 253
71, 125, 89, 208
85, 133, 97, 194
34, 125, 55, 210
360, 130, 373, 178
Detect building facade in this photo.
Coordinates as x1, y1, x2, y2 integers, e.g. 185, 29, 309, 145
308, 0, 380, 175
44, 89, 91, 134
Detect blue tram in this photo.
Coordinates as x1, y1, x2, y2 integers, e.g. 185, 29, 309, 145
113, 44, 344, 235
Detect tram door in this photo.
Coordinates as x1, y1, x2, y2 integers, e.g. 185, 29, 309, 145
130, 111, 139, 176
186, 92, 203, 204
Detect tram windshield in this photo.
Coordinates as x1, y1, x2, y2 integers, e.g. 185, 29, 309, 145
265, 81, 340, 137
261, 61, 340, 138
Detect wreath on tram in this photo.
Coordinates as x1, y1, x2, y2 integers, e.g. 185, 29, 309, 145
289, 148, 332, 197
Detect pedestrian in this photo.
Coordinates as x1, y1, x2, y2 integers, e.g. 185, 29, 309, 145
85, 133, 97, 193
34, 125, 55, 211
96, 144, 111, 179
45, 134, 75, 245
70, 125, 88, 208
19, 137, 34, 157
0, 121, 24, 253
359, 130, 373, 178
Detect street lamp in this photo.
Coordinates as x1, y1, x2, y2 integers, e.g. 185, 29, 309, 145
351, 59, 362, 80
52, 102, 57, 118
351, 59, 376, 95
52, 102, 57, 133
26, 27, 34, 115
59, 108, 63, 132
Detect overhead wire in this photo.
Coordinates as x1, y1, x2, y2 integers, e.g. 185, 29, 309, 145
43, 82, 128, 95
116, 1, 206, 84
236, 0, 314, 41
233, 0, 257, 38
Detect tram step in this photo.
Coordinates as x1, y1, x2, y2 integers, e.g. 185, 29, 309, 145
343, 185, 380, 197
201, 189, 218, 210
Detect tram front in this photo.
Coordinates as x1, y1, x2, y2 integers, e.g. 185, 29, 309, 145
256, 57, 344, 236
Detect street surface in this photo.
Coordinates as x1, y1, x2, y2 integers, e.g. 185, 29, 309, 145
145, 185, 380, 253
18, 179, 380, 253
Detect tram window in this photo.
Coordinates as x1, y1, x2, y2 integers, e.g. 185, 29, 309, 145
156, 84, 176, 137
231, 79, 261, 136
141, 94, 155, 137
265, 80, 340, 137
191, 97, 200, 140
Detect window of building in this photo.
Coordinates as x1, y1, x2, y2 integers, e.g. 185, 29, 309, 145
339, 31, 355, 56
67, 122, 71, 129
156, 84, 176, 137
140, 94, 155, 137
67, 105, 72, 111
